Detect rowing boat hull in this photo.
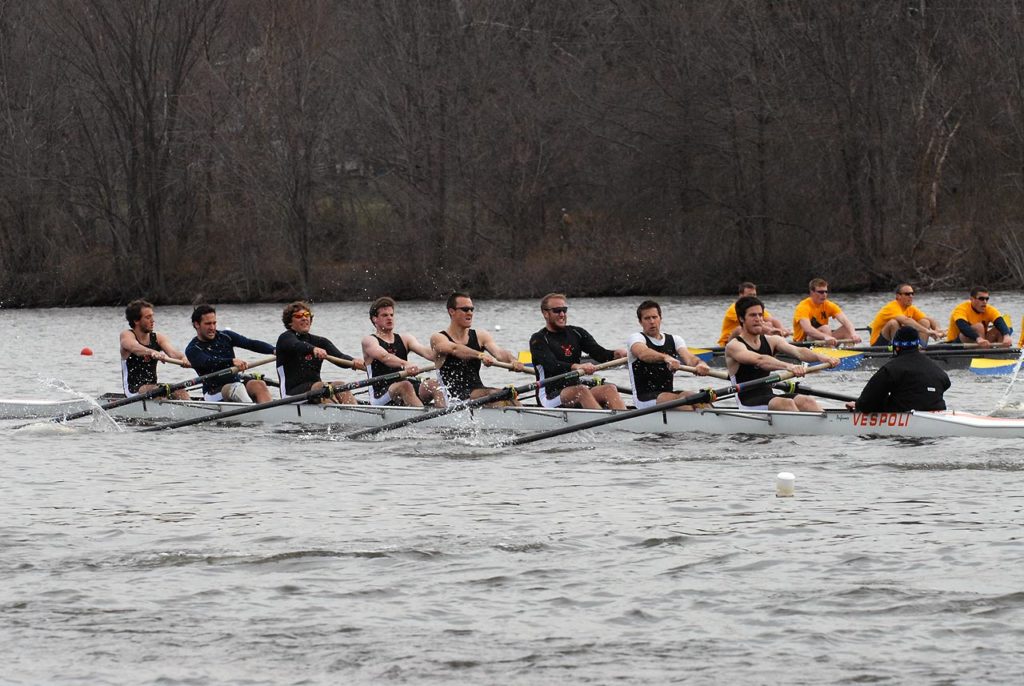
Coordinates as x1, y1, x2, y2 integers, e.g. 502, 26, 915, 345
81, 396, 1024, 439
0, 398, 96, 419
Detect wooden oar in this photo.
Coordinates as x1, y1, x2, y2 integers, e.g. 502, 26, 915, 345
772, 380, 858, 403
142, 364, 436, 432
55, 355, 276, 422
689, 365, 730, 380
489, 359, 532, 373
346, 358, 628, 439
506, 363, 832, 447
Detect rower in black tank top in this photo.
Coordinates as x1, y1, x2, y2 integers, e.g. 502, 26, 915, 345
629, 333, 679, 402
734, 335, 775, 408
368, 334, 412, 399
122, 332, 162, 393
438, 330, 485, 400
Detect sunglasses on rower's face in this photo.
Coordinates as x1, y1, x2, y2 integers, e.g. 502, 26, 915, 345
975, 296, 990, 301
898, 291, 915, 296
292, 311, 313, 320
453, 306, 475, 313
545, 307, 569, 314
814, 290, 828, 295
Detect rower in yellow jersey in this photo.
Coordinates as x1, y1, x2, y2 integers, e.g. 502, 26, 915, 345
867, 283, 944, 346
792, 277, 862, 346
947, 287, 1013, 348
717, 281, 791, 346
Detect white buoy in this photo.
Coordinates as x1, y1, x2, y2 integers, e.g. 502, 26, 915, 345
776, 472, 795, 497
495, 324, 502, 331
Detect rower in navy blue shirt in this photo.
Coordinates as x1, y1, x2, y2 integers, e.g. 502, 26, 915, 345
185, 304, 276, 402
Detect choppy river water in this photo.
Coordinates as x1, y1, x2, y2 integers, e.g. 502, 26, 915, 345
2, 293, 1024, 684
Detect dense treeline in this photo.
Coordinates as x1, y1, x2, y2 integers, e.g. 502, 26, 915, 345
2, 0, 1024, 307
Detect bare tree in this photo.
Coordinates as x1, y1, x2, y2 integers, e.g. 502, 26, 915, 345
46, 0, 225, 299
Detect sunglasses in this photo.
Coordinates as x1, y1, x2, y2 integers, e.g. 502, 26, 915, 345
453, 306, 475, 313
545, 307, 569, 314
292, 311, 313, 320
975, 296, 990, 301
814, 290, 828, 295
898, 291, 915, 296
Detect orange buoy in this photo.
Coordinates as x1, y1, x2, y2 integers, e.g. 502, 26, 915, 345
80, 347, 93, 356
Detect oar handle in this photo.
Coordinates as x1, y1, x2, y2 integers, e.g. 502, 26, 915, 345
326, 354, 356, 368
589, 357, 627, 372
489, 359, 531, 373
679, 364, 730, 380
789, 362, 833, 376
397, 362, 437, 377
234, 355, 277, 372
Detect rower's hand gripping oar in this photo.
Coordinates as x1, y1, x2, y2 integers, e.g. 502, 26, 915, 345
507, 362, 832, 447
55, 355, 277, 422
346, 357, 628, 440
679, 364, 729, 380
489, 359, 531, 373
142, 364, 436, 432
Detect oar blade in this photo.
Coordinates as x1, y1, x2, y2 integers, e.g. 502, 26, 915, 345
687, 347, 714, 363
808, 347, 863, 371
969, 357, 1017, 376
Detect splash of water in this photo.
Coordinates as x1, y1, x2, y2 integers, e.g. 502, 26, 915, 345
38, 377, 125, 432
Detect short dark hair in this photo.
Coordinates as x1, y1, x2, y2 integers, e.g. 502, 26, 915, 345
970, 286, 990, 298
125, 299, 153, 326
738, 281, 756, 294
282, 301, 312, 329
191, 303, 216, 324
369, 296, 396, 319
636, 300, 661, 320
446, 292, 471, 310
894, 283, 912, 294
735, 295, 765, 321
